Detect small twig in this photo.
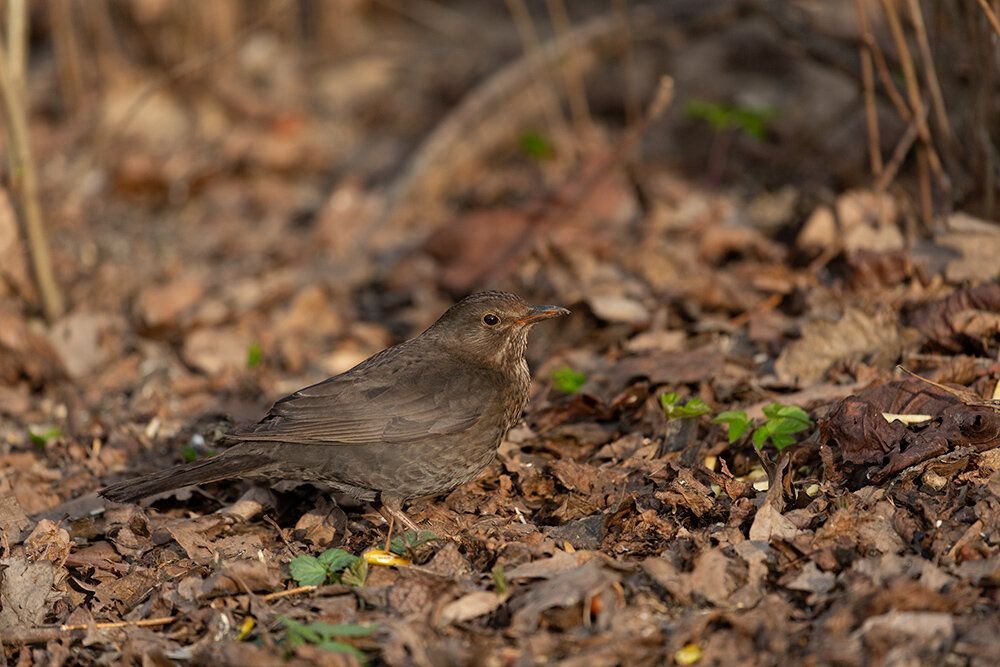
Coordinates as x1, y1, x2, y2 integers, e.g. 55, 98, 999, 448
0, 0, 65, 322
905, 0, 952, 143
865, 29, 912, 124
853, 0, 882, 176
976, 0, 1000, 38
1, 616, 177, 645
880, 0, 948, 201
875, 118, 920, 192
260, 585, 319, 601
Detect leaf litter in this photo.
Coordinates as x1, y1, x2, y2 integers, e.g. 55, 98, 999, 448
1, 2, 1000, 665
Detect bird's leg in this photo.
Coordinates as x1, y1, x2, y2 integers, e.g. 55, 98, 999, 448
376, 494, 418, 552
382, 514, 394, 552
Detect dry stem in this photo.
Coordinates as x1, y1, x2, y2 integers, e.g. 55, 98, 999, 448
853, 0, 882, 176
976, 0, 1000, 37
905, 0, 951, 143
0, 0, 65, 322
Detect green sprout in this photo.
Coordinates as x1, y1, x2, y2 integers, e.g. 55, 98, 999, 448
660, 393, 712, 420
28, 425, 62, 447
713, 403, 812, 451
519, 130, 555, 160
246, 342, 263, 369
280, 616, 374, 662
289, 548, 366, 587
685, 99, 777, 141
551, 367, 587, 394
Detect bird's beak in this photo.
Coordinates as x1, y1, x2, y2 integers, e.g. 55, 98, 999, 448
516, 305, 571, 326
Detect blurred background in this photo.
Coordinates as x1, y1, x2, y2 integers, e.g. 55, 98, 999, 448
1, 0, 998, 503
2, 2, 1000, 663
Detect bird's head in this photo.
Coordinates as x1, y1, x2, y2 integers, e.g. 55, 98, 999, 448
426, 291, 569, 369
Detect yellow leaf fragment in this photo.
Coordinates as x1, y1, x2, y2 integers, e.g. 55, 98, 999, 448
364, 549, 411, 567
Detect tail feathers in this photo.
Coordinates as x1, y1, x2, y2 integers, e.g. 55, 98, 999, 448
100, 454, 267, 504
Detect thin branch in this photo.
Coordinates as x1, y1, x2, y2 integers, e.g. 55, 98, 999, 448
6, 0, 26, 95
880, 0, 949, 213
0, 0, 65, 322
0, 616, 177, 645
876, 119, 920, 192
853, 0, 882, 176
976, 0, 1000, 37
905, 0, 952, 142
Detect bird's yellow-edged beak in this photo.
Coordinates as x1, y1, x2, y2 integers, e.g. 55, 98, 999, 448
515, 305, 570, 326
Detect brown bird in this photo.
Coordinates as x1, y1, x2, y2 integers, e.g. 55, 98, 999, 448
101, 291, 568, 534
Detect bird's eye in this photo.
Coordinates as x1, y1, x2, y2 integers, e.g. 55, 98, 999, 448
483, 313, 500, 326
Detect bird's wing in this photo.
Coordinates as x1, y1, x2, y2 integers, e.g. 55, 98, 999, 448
229, 345, 499, 446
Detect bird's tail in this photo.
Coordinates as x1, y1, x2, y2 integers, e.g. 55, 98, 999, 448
99, 453, 268, 504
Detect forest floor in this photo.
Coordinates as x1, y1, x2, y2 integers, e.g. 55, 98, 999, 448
1, 2, 999, 665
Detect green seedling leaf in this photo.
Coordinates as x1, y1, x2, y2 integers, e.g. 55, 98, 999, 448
246, 342, 263, 369
685, 99, 777, 140
552, 367, 587, 394
28, 426, 62, 447
181, 444, 199, 462
289, 555, 328, 586
280, 617, 372, 662
492, 564, 509, 595
307, 622, 376, 638
519, 130, 555, 160
389, 530, 440, 556
660, 393, 712, 420
318, 548, 358, 574
752, 403, 813, 450
713, 410, 751, 444
340, 556, 368, 587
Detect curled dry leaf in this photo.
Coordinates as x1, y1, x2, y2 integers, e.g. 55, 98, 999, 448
24, 519, 72, 564
440, 590, 509, 625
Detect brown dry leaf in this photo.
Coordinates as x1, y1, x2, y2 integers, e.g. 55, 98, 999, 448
908, 282, 1000, 353
689, 548, 746, 607
198, 558, 281, 597
24, 519, 72, 564
655, 467, 716, 518
797, 189, 901, 254
440, 590, 509, 625
93, 569, 159, 613
163, 517, 265, 565
0, 302, 66, 387
509, 559, 621, 634
856, 611, 955, 662
424, 209, 531, 293
0, 556, 56, 627
47, 312, 129, 379
932, 213, 1000, 283
506, 550, 588, 580
136, 275, 206, 332
821, 395, 908, 465
641, 557, 692, 604
775, 308, 901, 386
183, 326, 255, 376
0, 494, 32, 545
749, 457, 798, 542
293, 497, 344, 548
